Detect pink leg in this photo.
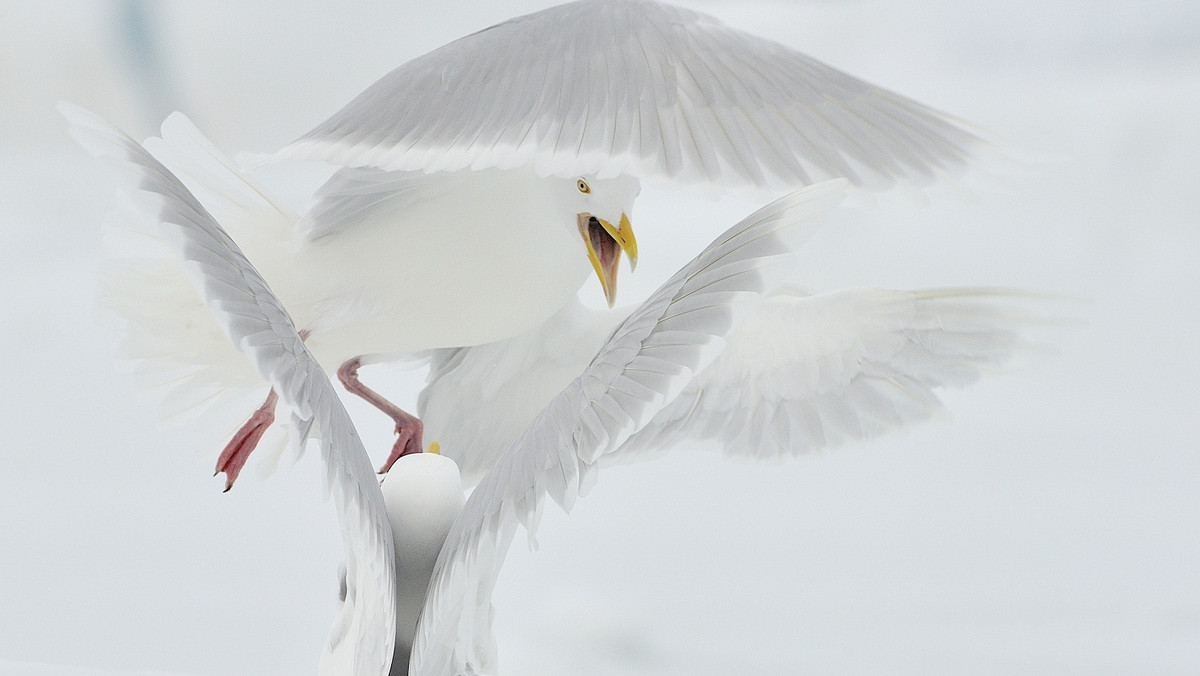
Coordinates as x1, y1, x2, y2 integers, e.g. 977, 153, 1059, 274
215, 389, 279, 492
338, 357, 423, 474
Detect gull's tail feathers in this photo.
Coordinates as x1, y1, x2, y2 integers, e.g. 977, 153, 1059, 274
64, 103, 297, 476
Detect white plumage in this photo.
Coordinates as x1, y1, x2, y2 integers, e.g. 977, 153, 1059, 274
69, 105, 1049, 675
61, 1, 1033, 672
112, 113, 639, 372
78, 0, 987, 487
422, 287, 1046, 487
69, 103, 865, 673
88, 109, 639, 484
273, 0, 981, 191
64, 107, 398, 675
409, 178, 851, 676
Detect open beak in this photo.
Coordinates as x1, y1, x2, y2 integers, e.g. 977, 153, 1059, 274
578, 212, 637, 307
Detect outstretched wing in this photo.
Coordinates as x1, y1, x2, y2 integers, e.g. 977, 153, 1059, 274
621, 285, 1054, 459
420, 286, 1056, 489
62, 104, 398, 676
272, 0, 979, 191
409, 180, 848, 675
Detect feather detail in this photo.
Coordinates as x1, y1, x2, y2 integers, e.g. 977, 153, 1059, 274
62, 103, 398, 675
268, 0, 983, 192
410, 179, 847, 675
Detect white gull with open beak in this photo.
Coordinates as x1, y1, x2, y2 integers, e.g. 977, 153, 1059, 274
71, 0, 986, 490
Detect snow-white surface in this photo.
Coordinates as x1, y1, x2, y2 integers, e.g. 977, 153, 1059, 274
1, 1, 1197, 674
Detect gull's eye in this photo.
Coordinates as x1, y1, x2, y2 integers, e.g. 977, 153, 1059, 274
577, 179, 591, 194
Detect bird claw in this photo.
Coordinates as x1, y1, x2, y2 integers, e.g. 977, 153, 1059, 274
377, 419, 424, 475
215, 390, 278, 492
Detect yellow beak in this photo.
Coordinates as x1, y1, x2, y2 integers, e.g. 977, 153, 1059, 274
578, 213, 638, 307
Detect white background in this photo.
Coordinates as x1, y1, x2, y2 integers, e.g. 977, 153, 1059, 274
1, 1, 1197, 673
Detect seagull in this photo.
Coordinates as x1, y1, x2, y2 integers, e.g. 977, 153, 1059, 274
78, 0, 986, 490
67, 106, 857, 673
88, 112, 638, 489
68, 93, 1052, 672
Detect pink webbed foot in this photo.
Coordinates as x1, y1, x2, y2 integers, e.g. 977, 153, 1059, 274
337, 357, 424, 474
215, 390, 279, 492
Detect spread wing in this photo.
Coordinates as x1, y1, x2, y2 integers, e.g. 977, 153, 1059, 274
621, 285, 1055, 459
408, 180, 848, 675
419, 286, 1056, 488
271, 0, 979, 191
62, 104, 398, 676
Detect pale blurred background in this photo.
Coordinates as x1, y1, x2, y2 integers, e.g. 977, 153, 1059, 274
2, 1, 1198, 673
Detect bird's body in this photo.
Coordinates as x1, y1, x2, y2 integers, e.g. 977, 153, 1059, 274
75, 108, 856, 672
284, 169, 607, 360
122, 125, 638, 381
72, 0, 1011, 661
109, 118, 638, 482
419, 300, 616, 485
72, 110, 1051, 675
90, 0, 985, 483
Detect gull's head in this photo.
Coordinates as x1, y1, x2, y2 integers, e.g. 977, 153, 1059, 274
380, 448, 465, 556
563, 175, 641, 307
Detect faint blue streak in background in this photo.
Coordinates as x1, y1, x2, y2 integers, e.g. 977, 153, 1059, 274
114, 0, 178, 126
